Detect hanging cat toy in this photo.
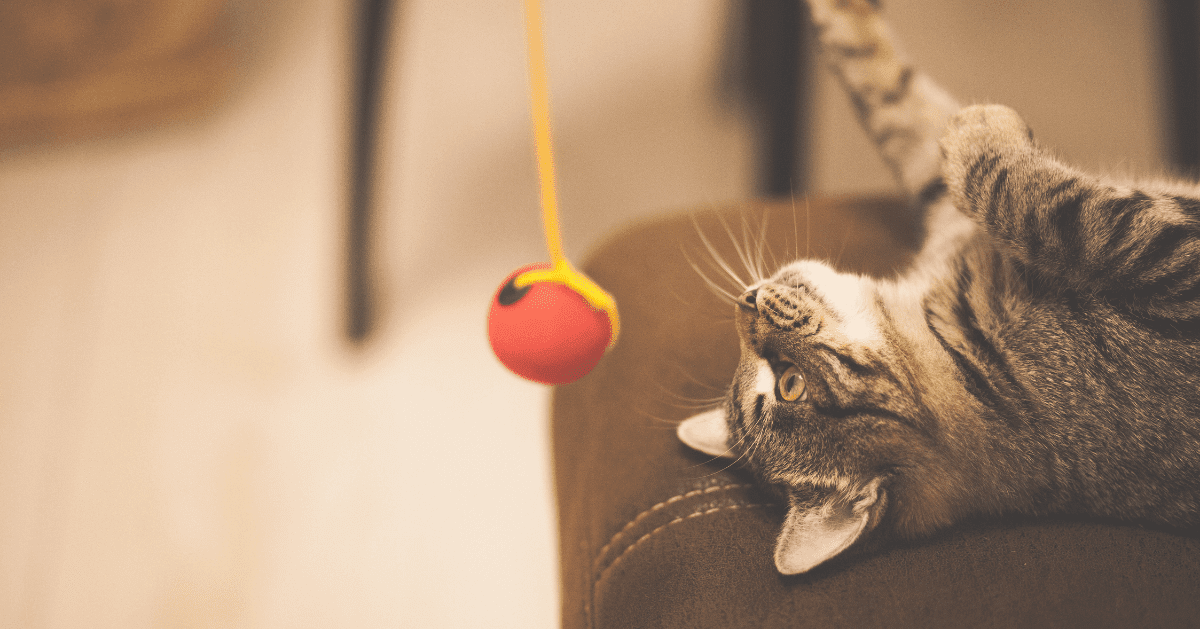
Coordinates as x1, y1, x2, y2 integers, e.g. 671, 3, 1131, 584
487, 0, 620, 385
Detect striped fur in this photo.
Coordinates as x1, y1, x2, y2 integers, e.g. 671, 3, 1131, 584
678, 0, 1200, 574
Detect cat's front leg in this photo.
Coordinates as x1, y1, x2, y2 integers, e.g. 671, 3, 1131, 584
940, 103, 1200, 318
940, 104, 1035, 173
936, 104, 1045, 264
803, 0, 960, 198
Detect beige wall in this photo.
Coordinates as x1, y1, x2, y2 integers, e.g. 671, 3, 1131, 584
376, 0, 756, 311
812, 0, 1164, 195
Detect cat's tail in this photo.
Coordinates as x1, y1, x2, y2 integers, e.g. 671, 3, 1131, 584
804, 0, 960, 201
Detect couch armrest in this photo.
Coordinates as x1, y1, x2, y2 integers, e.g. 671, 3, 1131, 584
552, 197, 1200, 629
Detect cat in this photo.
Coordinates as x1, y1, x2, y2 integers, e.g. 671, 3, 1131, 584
678, 0, 1200, 575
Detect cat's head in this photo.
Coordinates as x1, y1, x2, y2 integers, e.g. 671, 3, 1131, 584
679, 260, 957, 574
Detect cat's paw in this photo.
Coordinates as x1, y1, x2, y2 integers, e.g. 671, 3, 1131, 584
939, 104, 1035, 216
941, 104, 1033, 159
936, 102, 1032, 158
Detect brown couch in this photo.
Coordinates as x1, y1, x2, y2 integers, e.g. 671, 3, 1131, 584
552, 196, 1200, 629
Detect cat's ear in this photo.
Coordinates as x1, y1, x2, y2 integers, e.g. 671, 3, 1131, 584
676, 408, 734, 458
774, 479, 886, 574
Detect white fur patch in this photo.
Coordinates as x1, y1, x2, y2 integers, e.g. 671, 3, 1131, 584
753, 357, 775, 398
791, 262, 880, 344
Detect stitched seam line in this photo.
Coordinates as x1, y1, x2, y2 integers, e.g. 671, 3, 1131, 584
584, 483, 759, 629
598, 502, 776, 582
591, 483, 754, 572
590, 502, 777, 619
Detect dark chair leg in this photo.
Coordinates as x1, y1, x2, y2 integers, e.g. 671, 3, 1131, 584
1159, 0, 1200, 175
741, 0, 811, 197
347, 0, 394, 344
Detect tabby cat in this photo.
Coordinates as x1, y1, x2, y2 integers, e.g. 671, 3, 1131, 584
678, 0, 1200, 574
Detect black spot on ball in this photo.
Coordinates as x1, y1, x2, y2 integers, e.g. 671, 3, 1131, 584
498, 277, 533, 306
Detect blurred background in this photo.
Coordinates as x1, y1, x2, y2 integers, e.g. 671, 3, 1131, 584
0, 0, 1183, 626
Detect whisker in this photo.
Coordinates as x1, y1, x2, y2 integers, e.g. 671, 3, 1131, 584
656, 388, 729, 409
681, 416, 753, 474
805, 197, 811, 260
682, 248, 740, 305
668, 385, 756, 475
652, 374, 724, 398
752, 209, 771, 283
716, 212, 759, 288
832, 229, 852, 270
790, 194, 800, 260
637, 406, 719, 432
744, 211, 763, 282
689, 448, 750, 476
689, 214, 751, 293
738, 213, 765, 285
642, 413, 687, 428
667, 399, 730, 411
688, 404, 764, 477
694, 404, 761, 476
667, 285, 738, 324
644, 354, 733, 409
657, 358, 737, 399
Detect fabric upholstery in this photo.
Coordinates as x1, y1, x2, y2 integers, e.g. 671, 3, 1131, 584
552, 197, 1200, 629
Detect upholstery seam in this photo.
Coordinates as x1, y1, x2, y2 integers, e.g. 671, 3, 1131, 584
591, 483, 755, 573
584, 483, 758, 629
597, 502, 777, 582
588, 501, 778, 627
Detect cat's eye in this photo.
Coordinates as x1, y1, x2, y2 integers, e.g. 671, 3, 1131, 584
777, 365, 807, 402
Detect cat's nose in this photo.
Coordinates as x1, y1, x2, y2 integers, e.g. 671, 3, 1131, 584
737, 288, 758, 311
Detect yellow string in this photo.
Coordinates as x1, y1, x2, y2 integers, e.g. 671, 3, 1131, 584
516, 0, 619, 346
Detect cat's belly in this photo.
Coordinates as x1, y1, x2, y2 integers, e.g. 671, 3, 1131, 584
1001, 295, 1200, 521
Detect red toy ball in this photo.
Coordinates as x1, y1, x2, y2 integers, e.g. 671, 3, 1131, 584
488, 263, 614, 385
